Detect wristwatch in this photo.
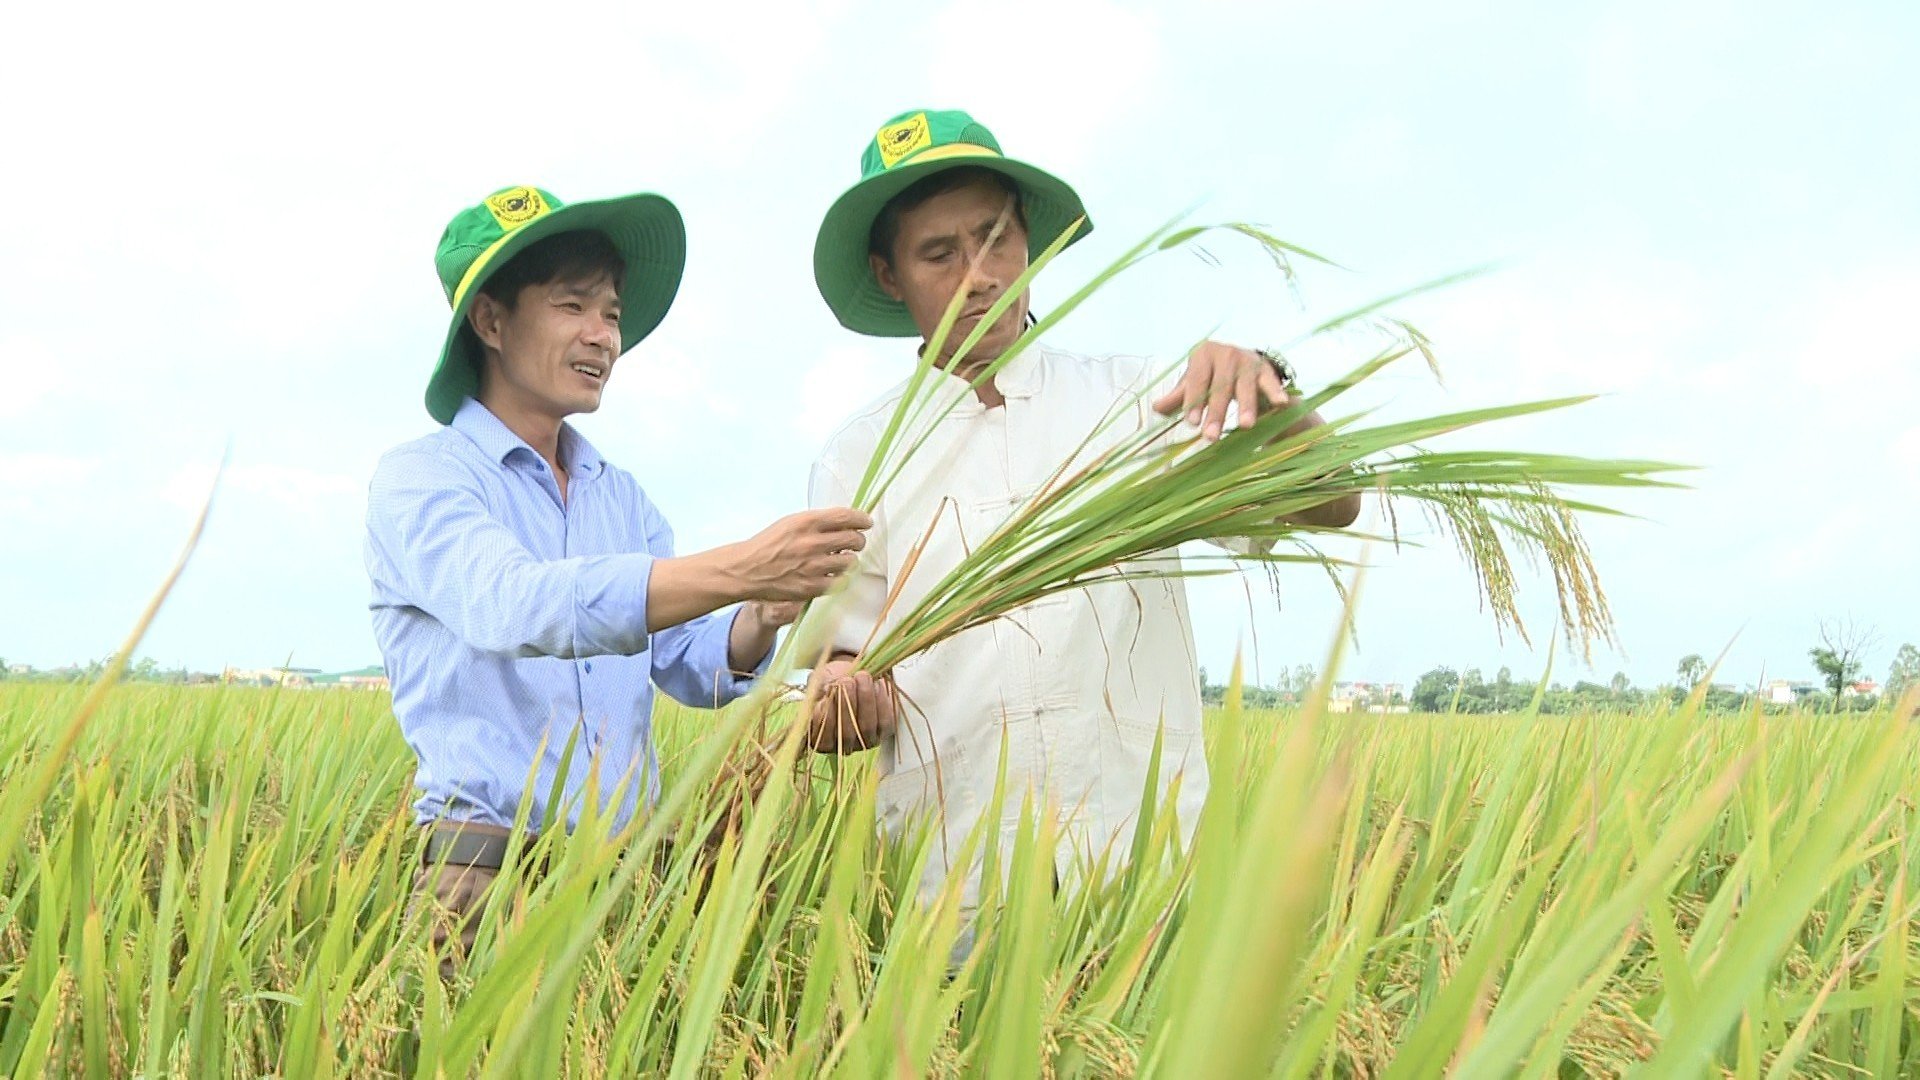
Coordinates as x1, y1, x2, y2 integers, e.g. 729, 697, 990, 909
1255, 348, 1298, 391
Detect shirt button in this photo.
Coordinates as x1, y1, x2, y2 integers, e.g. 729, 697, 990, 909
584, 661, 593, 674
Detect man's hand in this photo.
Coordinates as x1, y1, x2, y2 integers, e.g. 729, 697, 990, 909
1148, 342, 1364, 530
1151, 340, 1290, 442
731, 508, 873, 602
803, 655, 897, 754
647, 508, 872, 633
726, 600, 804, 673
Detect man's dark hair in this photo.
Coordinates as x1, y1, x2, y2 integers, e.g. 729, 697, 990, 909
868, 166, 1026, 266
463, 230, 626, 368
480, 229, 627, 309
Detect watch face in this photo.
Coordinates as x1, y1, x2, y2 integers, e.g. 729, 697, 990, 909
1260, 350, 1297, 385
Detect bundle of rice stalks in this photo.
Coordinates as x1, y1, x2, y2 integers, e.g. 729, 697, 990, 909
703, 215, 1685, 854
847, 344, 1677, 676
792, 213, 1684, 683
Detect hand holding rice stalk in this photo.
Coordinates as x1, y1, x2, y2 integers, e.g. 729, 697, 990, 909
788, 211, 1687, 703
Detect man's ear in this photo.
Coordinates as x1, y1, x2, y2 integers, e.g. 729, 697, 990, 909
869, 253, 903, 302
468, 293, 506, 353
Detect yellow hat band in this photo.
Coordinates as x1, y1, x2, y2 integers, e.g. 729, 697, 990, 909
451, 231, 520, 310
895, 142, 1003, 169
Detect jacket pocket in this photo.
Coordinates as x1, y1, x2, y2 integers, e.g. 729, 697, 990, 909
1096, 716, 1209, 863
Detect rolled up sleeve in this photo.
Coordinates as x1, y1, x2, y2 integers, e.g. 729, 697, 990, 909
650, 606, 768, 708
632, 488, 767, 708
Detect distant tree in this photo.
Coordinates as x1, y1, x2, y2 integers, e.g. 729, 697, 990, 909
132, 656, 160, 682
1410, 667, 1460, 713
1456, 668, 1496, 713
1610, 671, 1631, 697
1810, 618, 1877, 698
1888, 644, 1920, 701
1491, 665, 1530, 712
1702, 685, 1748, 713
1197, 667, 1224, 705
0, 656, 8, 680
1677, 654, 1707, 689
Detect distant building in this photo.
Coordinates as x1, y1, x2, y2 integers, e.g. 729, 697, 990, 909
335, 665, 389, 691
1844, 679, 1880, 698
221, 666, 322, 688
1762, 679, 1819, 705
1330, 681, 1407, 714
6, 663, 29, 677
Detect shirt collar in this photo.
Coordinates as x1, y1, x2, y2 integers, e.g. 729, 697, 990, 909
449, 398, 605, 477
559, 424, 605, 477
919, 347, 1044, 414
995, 349, 1042, 398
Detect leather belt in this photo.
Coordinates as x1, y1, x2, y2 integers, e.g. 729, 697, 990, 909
421, 822, 522, 871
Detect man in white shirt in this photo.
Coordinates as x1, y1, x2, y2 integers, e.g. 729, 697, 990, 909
804, 108, 1361, 912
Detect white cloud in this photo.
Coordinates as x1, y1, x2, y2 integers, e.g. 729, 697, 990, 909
794, 344, 902, 442
0, 453, 103, 522
927, 0, 1163, 169
1581, 0, 1744, 130
598, 342, 737, 451
0, 0, 1912, 686
1325, 117, 1414, 189
1781, 269, 1920, 410
159, 462, 361, 518
0, 339, 62, 422
1894, 427, 1920, 474
1406, 256, 1714, 402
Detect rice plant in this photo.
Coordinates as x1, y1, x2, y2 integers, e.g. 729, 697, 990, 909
2, 672, 1917, 1076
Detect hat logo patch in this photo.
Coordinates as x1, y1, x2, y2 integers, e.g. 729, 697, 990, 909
485, 187, 549, 230
876, 113, 931, 169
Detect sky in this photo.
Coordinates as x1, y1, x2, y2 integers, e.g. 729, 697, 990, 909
1, 0, 1915, 692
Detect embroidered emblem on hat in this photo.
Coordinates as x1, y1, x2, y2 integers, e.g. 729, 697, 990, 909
876, 113, 931, 169
485, 187, 549, 230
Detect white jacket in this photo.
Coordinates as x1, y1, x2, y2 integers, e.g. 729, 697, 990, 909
808, 347, 1213, 909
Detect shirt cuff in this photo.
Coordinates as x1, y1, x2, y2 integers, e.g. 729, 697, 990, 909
719, 604, 776, 698
571, 552, 655, 657
1210, 534, 1278, 557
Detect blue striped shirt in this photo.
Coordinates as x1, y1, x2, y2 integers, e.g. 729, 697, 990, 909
363, 398, 764, 833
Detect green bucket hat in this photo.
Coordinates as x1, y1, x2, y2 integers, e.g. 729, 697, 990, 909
426, 185, 686, 424
814, 109, 1091, 337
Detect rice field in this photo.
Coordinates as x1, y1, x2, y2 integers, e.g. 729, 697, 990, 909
1, 676, 1916, 1078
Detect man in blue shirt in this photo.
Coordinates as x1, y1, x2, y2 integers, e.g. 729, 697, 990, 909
365, 185, 870, 973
